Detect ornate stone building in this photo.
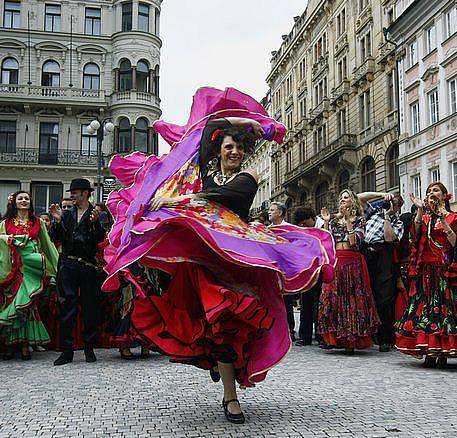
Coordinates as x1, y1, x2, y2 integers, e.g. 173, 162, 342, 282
388, 0, 457, 211
0, 0, 162, 214
267, 0, 399, 215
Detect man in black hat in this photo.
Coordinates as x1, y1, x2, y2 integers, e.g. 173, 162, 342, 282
49, 178, 105, 365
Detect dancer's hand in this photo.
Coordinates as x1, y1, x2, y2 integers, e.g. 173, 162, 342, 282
321, 207, 331, 223
89, 209, 99, 223
250, 120, 265, 139
150, 196, 170, 211
409, 193, 424, 209
49, 204, 62, 222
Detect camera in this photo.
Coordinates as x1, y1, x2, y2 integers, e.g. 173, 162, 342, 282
381, 200, 393, 210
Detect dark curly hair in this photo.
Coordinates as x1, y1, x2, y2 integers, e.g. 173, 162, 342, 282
5, 191, 37, 224
205, 127, 256, 169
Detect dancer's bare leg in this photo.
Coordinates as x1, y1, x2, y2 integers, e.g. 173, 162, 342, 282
217, 362, 242, 414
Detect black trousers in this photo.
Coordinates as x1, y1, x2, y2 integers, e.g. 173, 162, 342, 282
365, 243, 396, 345
298, 281, 322, 344
283, 294, 297, 336
57, 260, 100, 352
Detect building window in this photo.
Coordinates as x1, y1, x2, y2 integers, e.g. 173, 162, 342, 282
408, 40, 418, 67
428, 89, 439, 125
139, 3, 150, 32
336, 8, 346, 38
449, 77, 457, 115
315, 181, 329, 213
386, 8, 394, 25
361, 157, 376, 191
3, 1, 20, 28
425, 24, 436, 54
360, 31, 372, 61
135, 118, 149, 153
299, 97, 306, 120
359, 90, 371, 130
0, 120, 16, 153
337, 108, 347, 137
445, 7, 457, 39
410, 101, 420, 135
274, 160, 280, 187
387, 144, 399, 189
85, 8, 101, 35
39, 122, 59, 165
286, 110, 293, 130
313, 33, 327, 63
412, 175, 421, 198
299, 58, 306, 81
387, 72, 395, 111
1, 57, 19, 85
81, 124, 97, 156
286, 149, 292, 172
337, 56, 347, 83
358, 0, 368, 13
118, 118, 131, 153
119, 59, 132, 91
137, 60, 149, 92
299, 141, 306, 162
45, 4, 61, 32
338, 170, 350, 192
453, 162, 457, 199
41, 60, 60, 87
122, 2, 133, 32
154, 8, 160, 36
314, 125, 326, 153
32, 183, 63, 216
430, 167, 440, 183
83, 63, 100, 90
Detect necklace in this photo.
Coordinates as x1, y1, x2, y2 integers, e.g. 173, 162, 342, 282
213, 170, 236, 186
13, 216, 32, 231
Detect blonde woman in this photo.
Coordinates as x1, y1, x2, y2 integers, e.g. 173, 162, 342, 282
319, 189, 380, 353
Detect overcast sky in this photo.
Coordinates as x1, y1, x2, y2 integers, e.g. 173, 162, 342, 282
158, 0, 306, 152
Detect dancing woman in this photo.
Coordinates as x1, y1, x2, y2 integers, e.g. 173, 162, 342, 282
318, 190, 380, 353
396, 182, 457, 367
103, 88, 336, 423
0, 192, 58, 359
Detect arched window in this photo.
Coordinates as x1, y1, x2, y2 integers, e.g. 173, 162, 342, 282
136, 118, 149, 153
300, 190, 309, 206
119, 59, 132, 91
361, 156, 376, 191
315, 181, 329, 213
83, 63, 100, 90
285, 198, 293, 223
1, 58, 19, 84
338, 170, 350, 193
153, 65, 160, 95
137, 60, 149, 93
41, 60, 60, 87
118, 118, 131, 152
387, 144, 399, 189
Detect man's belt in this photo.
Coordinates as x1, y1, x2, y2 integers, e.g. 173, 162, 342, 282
65, 255, 98, 269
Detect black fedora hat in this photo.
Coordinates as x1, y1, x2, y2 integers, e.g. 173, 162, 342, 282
67, 178, 94, 192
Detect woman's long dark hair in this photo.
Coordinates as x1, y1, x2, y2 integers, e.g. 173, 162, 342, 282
425, 182, 452, 212
4, 191, 37, 224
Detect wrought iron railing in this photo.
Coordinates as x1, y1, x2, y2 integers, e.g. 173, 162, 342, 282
0, 148, 100, 167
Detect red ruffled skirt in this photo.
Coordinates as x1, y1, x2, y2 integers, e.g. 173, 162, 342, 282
130, 262, 288, 387
318, 250, 380, 349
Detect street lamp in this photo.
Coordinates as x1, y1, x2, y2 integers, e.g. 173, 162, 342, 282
88, 118, 115, 203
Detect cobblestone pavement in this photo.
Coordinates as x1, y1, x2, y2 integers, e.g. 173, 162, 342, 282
1, 334, 457, 437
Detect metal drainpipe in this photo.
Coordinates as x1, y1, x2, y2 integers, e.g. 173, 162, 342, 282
383, 27, 400, 139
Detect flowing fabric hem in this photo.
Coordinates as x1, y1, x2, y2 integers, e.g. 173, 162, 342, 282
320, 332, 374, 350
395, 333, 457, 358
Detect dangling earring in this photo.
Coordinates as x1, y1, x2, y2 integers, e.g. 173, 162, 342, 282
207, 156, 220, 174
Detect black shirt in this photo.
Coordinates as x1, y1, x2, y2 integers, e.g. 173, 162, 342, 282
50, 204, 105, 263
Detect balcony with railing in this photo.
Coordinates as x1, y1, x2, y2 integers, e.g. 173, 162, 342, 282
308, 98, 329, 124
284, 133, 357, 183
352, 57, 375, 87
331, 79, 350, 105
0, 148, 101, 167
110, 90, 160, 107
312, 54, 329, 80
0, 85, 107, 107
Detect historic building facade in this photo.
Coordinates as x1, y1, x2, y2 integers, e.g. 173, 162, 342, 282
267, 0, 399, 216
0, 0, 162, 214
388, 0, 457, 210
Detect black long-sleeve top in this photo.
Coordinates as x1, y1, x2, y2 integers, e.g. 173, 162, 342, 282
50, 204, 105, 263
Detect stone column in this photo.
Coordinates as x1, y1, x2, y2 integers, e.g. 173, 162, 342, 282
131, 125, 135, 152
148, 69, 153, 94
131, 66, 137, 91
132, 0, 139, 30
113, 68, 119, 92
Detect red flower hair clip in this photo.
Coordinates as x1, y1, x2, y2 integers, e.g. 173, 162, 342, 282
211, 129, 224, 141
445, 194, 453, 201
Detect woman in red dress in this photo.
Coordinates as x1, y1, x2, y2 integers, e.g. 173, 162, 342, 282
396, 182, 457, 367
318, 189, 380, 353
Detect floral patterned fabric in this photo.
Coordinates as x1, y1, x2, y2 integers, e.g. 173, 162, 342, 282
395, 213, 457, 357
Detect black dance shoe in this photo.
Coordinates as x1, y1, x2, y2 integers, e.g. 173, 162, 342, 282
140, 346, 150, 359
379, 344, 391, 353
54, 352, 74, 366
222, 399, 245, 424
437, 357, 448, 369
423, 356, 437, 368
84, 347, 97, 363
210, 367, 220, 382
